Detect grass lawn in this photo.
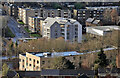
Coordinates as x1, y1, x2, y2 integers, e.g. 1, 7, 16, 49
18, 21, 24, 24
30, 33, 41, 37
24, 27, 41, 37
5, 26, 15, 38
24, 27, 31, 33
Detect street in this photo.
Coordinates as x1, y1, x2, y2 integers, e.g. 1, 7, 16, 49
8, 16, 30, 38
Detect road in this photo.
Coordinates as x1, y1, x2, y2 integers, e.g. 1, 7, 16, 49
8, 16, 30, 38
7, 16, 30, 42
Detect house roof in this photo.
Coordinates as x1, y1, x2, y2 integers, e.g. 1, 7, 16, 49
7, 71, 16, 78
43, 17, 77, 27
98, 68, 120, 77
93, 20, 100, 24
27, 51, 83, 58
86, 18, 94, 23
13, 69, 95, 77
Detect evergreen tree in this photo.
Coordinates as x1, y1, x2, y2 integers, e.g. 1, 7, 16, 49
94, 48, 109, 67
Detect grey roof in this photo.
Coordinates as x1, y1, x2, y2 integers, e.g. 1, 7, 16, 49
98, 68, 120, 77
7, 71, 16, 78
15, 69, 95, 77
17, 71, 41, 77
41, 69, 59, 76
86, 18, 94, 23
93, 20, 100, 24
27, 51, 83, 58
43, 17, 77, 27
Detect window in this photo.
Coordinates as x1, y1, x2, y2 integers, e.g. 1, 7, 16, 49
67, 36, 69, 39
75, 32, 78, 35
26, 63, 28, 66
75, 36, 78, 38
67, 33, 69, 35
33, 59, 35, 62
34, 65, 35, 67
67, 25, 70, 27
75, 28, 78, 31
36, 66, 39, 70
61, 29, 64, 31
48, 60, 50, 63
42, 61, 45, 64
75, 25, 78, 28
60, 25, 64, 27
61, 33, 64, 35
37, 60, 39, 64
29, 58, 31, 61
29, 64, 31, 66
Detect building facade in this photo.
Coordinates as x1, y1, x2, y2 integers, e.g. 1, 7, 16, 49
18, 8, 71, 25
19, 51, 81, 71
42, 17, 82, 43
28, 16, 45, 34
73, 6, 120, 25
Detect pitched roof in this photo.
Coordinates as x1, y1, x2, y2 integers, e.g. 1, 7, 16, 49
43, 17, 77, 27
86, 18, 94, 23
93, 20, 100, 24
98, 68, 120, 77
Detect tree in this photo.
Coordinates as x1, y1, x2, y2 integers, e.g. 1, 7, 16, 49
111, 9, 119, 24
103, 9, 112, 23
94, 48, 109, 67
52, 57, 75, 69
74, 2, 86, 9
103, 9, 119, 25
51, 3, 62, 9
2, 63, 9, 76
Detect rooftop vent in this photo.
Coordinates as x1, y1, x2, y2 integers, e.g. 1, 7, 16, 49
43, 52, 51, 57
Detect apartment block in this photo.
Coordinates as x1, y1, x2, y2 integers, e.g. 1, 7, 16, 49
73, 9, 90, 25
37, 9, 71, 18
23, 9, 39, 24
42, 17, 82, 43
73, 6, 120, 25
3, 3, 18, 18
18, 8, 71, 25
8, 4, 18, 18
28, 16, 45, 34
18, 7, 23, 21
19, 51, 83, 71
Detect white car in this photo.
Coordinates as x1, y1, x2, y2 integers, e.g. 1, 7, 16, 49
18, 25, 21, 28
